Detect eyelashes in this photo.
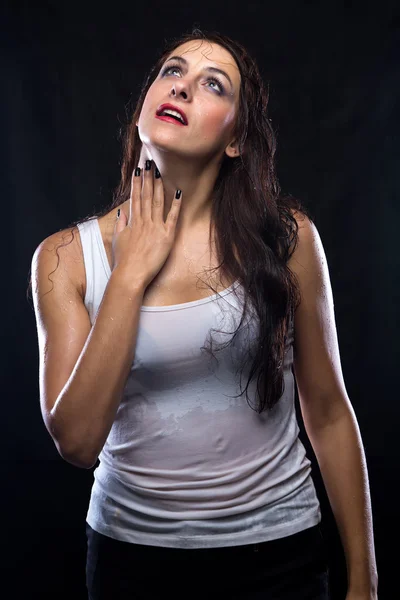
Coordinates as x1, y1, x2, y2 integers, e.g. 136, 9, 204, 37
160, 64, 225, 94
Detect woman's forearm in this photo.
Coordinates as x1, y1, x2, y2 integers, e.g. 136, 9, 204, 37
50, 268, 145, 468
307, 410, 378, 595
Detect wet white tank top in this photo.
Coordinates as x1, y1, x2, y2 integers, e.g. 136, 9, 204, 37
77, 218, 321, 548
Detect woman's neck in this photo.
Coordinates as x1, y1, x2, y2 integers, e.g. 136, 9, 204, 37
136, 151, 222, 234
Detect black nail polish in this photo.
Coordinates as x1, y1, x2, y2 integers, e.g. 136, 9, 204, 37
135, 167, 141, 176
155, 167, 161, 178
145, 160, 152, 171
175, 189, 182, 199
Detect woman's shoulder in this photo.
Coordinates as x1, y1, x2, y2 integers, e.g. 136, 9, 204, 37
32, 224, 87, 301
33, 204, 121, 301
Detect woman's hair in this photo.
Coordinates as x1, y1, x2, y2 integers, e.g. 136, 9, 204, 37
29, 27, 312, 413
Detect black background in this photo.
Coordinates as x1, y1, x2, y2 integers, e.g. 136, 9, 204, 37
2, 1, 398, 598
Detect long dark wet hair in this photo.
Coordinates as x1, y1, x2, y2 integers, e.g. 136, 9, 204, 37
28, 27, 312, 413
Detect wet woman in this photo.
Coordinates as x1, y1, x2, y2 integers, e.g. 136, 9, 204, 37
31, 29, 378, 600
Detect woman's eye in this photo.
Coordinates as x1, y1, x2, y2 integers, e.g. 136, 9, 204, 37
208, 79, 223, 92
161, 65, 223, 93
166, 66, 180, 76
162, 65, 181, 77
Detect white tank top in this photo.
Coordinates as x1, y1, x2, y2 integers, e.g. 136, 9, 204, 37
77, 218, 321, 548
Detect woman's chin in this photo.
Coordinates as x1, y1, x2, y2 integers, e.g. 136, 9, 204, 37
147, 139, 198, 159
140, 129, 215, 162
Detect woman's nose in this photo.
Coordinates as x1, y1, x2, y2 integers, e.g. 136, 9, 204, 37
170, 80, 189, 100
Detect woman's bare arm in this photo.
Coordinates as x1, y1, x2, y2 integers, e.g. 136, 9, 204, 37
31, 229, 145, 469
32, 164, 182, 468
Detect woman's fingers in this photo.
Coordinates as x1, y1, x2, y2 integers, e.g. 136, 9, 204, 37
152, 165, 165, 221
128, 160, 167, 226
141, 160, 154, 222
129, 167, 142, 226
112, 160, 182, 284
114, 207, 127, 234
166, 189, 183, 232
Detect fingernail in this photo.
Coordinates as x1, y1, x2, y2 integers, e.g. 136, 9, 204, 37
135, 167, 141, 176
117, 208, 120, 218
145, 160, 152, 171
155, 167, 161, 178
175, 189, 182, 199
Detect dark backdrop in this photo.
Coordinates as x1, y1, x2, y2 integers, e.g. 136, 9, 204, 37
2, 1, 397, 598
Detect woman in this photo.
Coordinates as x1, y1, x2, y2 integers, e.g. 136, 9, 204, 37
31, 29, 378, 600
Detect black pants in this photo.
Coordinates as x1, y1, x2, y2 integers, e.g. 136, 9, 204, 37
86, 522, 330, 599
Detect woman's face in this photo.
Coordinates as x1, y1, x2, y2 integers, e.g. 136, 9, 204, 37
137, 40, 241, 162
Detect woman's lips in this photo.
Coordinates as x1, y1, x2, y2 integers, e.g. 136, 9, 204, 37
155, 115, 186, 126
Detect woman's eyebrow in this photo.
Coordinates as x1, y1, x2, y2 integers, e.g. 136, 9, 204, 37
163, 55, 234, 90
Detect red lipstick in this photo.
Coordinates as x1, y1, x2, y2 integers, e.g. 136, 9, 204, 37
155, 103, 188, 126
